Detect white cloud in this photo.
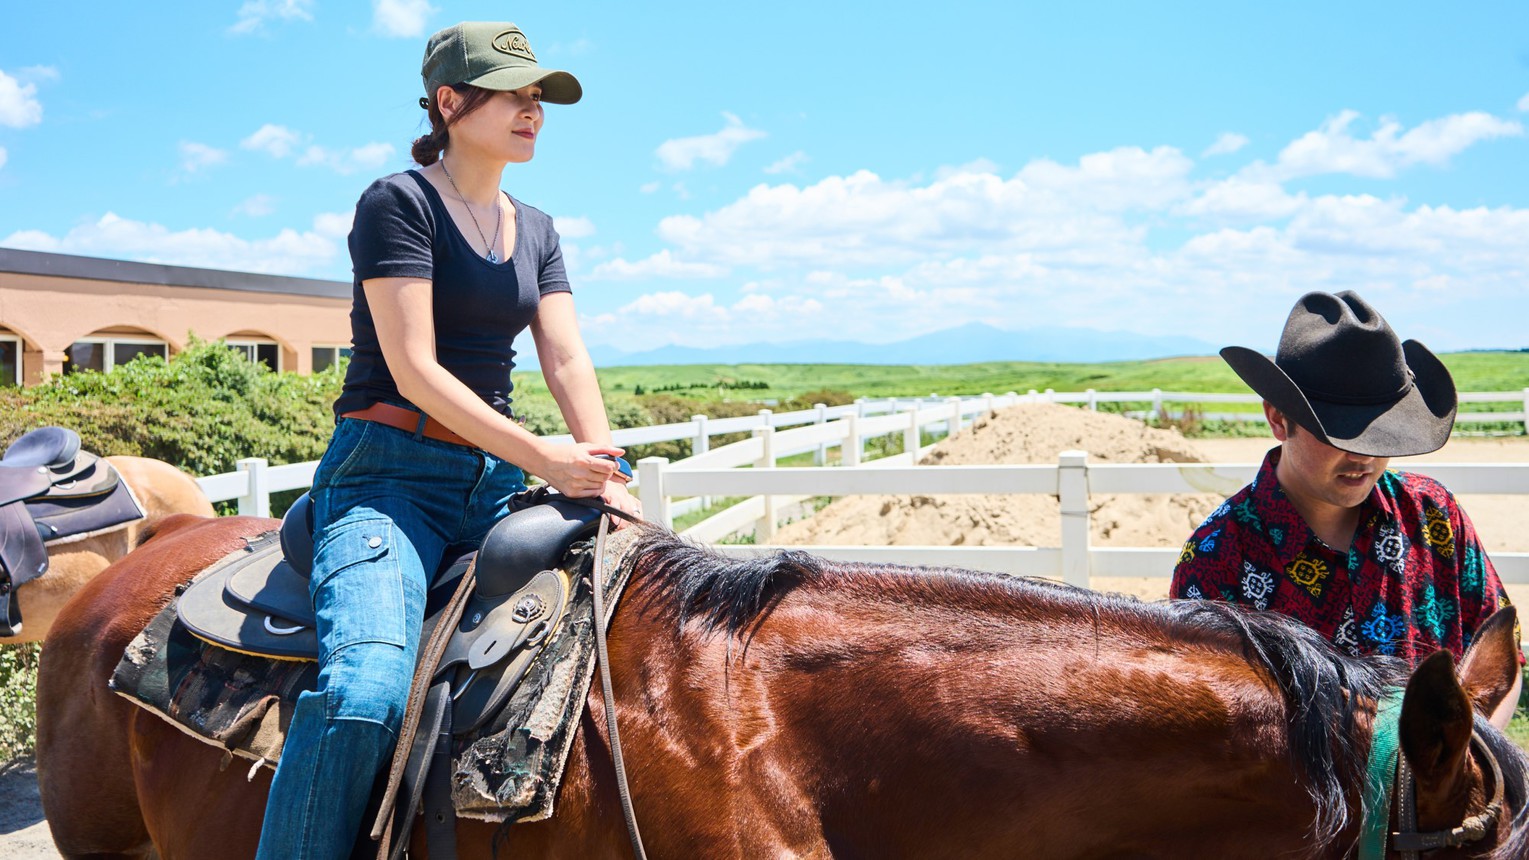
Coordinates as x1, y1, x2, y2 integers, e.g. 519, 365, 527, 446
243, 125, 394, 174
1, 212, 340, 275
934, 158, 1000, 180
178, 141, 228, 175
639, 181, 661, 194
241, 124, 304, 158
1271, 109, 1522, 180
655, 112, 766, 171
0, 69, 44, 128
312, 211, 353, 238
230, 0, 314, 35
1179, 177, 1307, 221
764, 151, 809, 175
553, 216, 596, 239
650, 160, 1151, 271
623, 291, 721, 316
1203, 132, 1249, 157
1518, 92, 1529, 112
590, 250, 727, 280
372, 0, 435, 37
0, 146, 7, 171
580, 109, 1529, 352
231, 194, 277, 217
1015, 146, 1195, 211
296, 142, 396, 174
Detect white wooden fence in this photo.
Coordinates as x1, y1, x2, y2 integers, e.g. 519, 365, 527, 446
195, 390, 1529, 586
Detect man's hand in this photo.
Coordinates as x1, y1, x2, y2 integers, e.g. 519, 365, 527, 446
602, 480, 642, 528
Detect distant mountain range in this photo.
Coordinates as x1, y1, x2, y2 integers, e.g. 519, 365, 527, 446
543, 323, 1222, 369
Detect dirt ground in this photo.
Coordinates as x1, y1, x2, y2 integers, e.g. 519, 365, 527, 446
774, 404, 1529, 605
0, 759, 54, 859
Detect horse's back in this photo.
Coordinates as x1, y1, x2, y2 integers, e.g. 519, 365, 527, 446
36, 514, 268, 859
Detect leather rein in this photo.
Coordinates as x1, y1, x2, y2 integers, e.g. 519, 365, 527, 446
1390, 728, 1506, 858
1360, 688, 1506, 859
576, 498, 649, 860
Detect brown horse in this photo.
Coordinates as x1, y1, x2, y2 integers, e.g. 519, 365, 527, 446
1, 455, 213, 645
37, 514, 1529, 859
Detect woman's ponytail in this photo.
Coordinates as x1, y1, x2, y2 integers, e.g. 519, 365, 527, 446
411, 85, 495, 166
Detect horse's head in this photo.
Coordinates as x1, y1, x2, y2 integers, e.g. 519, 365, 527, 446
1391, 606, 1528, 858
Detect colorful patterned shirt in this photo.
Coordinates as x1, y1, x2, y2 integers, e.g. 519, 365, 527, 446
1170, 448, 1517, 663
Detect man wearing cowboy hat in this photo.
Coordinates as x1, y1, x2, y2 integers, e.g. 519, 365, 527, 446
1171, 291, 1521, 726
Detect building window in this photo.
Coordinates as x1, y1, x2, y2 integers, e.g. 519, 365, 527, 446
0, 336, 19, 386
311, 345, 352, 373
225, 339, 281, 371
64, 338, 168, 374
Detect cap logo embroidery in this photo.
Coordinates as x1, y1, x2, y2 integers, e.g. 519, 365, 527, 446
492, 30, 537, 61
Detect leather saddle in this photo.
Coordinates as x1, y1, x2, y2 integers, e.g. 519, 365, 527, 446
177, 488, 604, 732
0, 427, 141, 636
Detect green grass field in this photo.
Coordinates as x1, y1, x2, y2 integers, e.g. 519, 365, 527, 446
514, 351, 1529, 409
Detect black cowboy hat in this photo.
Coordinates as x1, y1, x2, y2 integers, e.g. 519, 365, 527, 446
1220, 291, 1457, 457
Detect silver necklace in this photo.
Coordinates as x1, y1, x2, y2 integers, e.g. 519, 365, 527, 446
440, 158, 503, 263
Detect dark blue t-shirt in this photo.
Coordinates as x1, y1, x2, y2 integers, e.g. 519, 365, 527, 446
334, 170, 571, 418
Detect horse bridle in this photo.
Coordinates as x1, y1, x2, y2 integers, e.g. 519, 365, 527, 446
1389, 727, 1506, 858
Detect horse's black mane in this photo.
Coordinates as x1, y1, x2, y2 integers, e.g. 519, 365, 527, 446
628, 530, 1529, 856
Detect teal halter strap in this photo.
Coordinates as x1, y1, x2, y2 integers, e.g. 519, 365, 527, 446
1359, 687, 1407, 860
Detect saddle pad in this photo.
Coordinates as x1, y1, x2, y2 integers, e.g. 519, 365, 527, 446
110, 531, 318, 768
110, 525, 643, 824
451, 526, 641, 823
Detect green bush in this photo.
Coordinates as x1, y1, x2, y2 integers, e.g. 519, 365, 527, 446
0, 644, 39, 760
0, 338, 341, 476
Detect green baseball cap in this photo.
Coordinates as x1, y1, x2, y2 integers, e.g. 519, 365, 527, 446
421, 22, 582, 105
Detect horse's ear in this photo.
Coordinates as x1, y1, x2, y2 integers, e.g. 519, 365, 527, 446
1457, 606, 1520, 718
1400, 650, 1474, 788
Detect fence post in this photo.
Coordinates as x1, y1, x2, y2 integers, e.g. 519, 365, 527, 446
842, 413, 861, 468
945, 396, 962, 438
814, 402, 828, 466
1523, 388, 1529, 436
691, 414, 710, 458
1045, 388, 1056, 403
1058, 450, 1090, 588
1086, 388, 1097, 412
236, 457, 270, 518
754, 425, 778, 542
637, 457, 671, 528
691, 414, 710, 507
1151, 388, 1163, 422
904, 406, 921, 463
983, 392, 994, 415
854, 398, 868, 460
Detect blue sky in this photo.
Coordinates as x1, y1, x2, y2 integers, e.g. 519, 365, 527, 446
3, 1, 1528, 356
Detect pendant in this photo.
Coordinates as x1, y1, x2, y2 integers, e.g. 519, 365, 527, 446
487, 250, 499, 264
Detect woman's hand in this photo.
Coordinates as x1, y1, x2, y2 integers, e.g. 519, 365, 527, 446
534, 442, 620, 497
602, 481, 643, 529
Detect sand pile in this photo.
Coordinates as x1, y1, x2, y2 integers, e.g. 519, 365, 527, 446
772, 403, 1226, 549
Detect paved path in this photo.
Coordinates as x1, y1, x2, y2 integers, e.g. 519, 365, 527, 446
0, 759, 62, 860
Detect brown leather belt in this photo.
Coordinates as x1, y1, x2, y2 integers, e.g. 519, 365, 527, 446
341, 402, 474, 448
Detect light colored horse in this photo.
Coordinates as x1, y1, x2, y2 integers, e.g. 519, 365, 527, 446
0, 455, 213, 645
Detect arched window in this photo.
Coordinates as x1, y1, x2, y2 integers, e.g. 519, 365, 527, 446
65, 330, 169, 374
0, 332, 20, 386
224, 336, 282, 371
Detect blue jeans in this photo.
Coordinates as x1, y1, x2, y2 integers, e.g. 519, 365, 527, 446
255, 417, 526, 860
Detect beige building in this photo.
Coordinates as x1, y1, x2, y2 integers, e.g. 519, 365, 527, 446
0, 248, 352, 386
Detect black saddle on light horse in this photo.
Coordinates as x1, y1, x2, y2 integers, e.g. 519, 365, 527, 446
0, 427, 144, 636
